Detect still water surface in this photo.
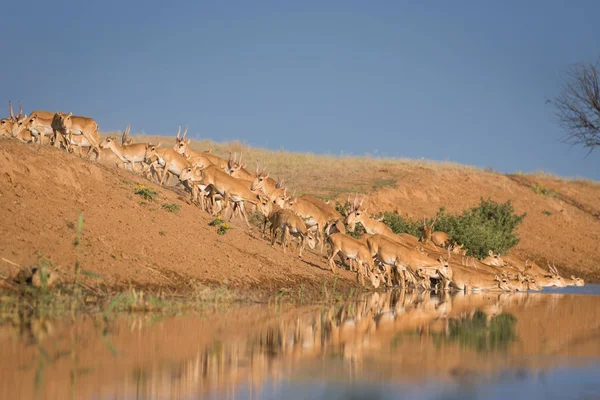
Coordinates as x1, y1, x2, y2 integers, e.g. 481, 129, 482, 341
1, 286, 599, 400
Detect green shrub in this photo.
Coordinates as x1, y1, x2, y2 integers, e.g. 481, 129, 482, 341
381, 211, 422, 238
542, 210, 552, 216
430, 199, 526, 258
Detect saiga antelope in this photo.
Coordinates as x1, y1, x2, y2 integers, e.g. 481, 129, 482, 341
284, 196, 329, 253
421, 216, 450, 248
143, 143, 191, 186
367, 234, 452, 288
52, 112, 101, 157
481, 250, 505, 267
99, 125, 153, 173
438, 264, 511, 292
256, 195, 316, 257
180, 164, 259, 227
172, 125, 229, 169
327, 232, 375, 287
250, 163, 287, 206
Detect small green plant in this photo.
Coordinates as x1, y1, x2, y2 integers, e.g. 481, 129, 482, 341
216, 224, 230, 235
209, 216, 224, 226
159, 231, 166, 236
210, 216, 231, 235
134, 185, 159, 201
161, 203, 180, 214
542, 210, 552, 216
532, 184, 557, 197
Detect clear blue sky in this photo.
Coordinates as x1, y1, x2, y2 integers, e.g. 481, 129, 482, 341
3, 1, 599, 180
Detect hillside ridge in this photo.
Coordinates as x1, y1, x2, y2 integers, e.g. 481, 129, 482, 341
1, 136, 599, 287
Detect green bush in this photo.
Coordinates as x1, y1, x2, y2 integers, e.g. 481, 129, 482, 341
381, 211, 422, 238
429, 199, 526, 258
377, 198, 525, 258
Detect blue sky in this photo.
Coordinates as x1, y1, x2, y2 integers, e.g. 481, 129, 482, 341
3, 1, 599, 179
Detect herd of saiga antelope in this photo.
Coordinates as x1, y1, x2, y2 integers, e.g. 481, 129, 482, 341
0, 102, 586, 291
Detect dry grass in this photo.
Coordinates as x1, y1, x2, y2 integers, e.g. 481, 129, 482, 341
101, 131, 598, 203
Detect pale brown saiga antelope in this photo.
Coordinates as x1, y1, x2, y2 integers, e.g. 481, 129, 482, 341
224, 152, 255, 182
327, 232, 376, 287
13, 112, 54, 145
144, 143, 189, 186
172, 125, 229, 169
1, 102, 18, 138
284, 195, 330, 253
481, 250, 505, 267
0, 117, 14, 138
344, 195, 407, 243
368, 234, 452, 288
5, 102, 33, 142
99, 125, 153, 173
526, 261, 567, 288
52, 111, 101, 157
256, 195, 316, 257
438, 263, 511, 292
421, 216, 450, 248
450, 243, 468, 255
180, 164, 259, 227
503, 273, 542, 292
301, 195, 344, 234
565, 275, 585, 286
250, 162, 287, 206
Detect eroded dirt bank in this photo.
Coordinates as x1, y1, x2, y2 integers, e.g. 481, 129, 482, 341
0, 138, 599, 292
0, 140, 358, 296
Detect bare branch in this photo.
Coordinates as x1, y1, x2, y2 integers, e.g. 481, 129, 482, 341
553, 58, 600, 151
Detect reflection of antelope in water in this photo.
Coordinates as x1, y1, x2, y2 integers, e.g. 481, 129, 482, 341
116, 291, 528, 398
